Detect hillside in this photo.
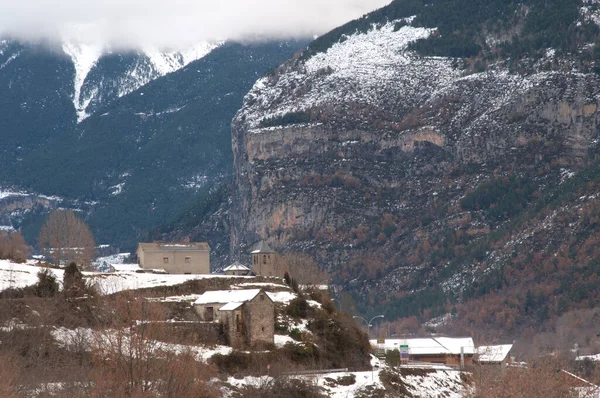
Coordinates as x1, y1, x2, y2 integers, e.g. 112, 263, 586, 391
0, 40, 306, 249
231, 0, 600, 339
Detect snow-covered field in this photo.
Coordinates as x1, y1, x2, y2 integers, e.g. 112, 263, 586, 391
0, 259, 64, 291
0, 259, 251, 294
224, 364, 469, 397
51, 326, 232, 361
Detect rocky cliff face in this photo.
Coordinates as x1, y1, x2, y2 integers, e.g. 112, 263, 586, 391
232, 13, 600, 324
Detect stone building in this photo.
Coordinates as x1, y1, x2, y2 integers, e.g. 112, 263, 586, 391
136, 242, 210, 274
251, 241, 288, 278
193, 289, 274, 348
223, 262, 252, 276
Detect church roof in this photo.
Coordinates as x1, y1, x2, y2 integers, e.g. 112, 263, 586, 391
251, 241, 275, 253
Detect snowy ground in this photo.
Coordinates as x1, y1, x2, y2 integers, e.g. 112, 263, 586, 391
92, 252, 132, 272
224, 363, 469, 397
0, 259, 64, 291
0, 259, 251, 294
51, 326, 232, 361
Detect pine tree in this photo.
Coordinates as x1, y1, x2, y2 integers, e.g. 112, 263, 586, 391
63, 262, 86, 298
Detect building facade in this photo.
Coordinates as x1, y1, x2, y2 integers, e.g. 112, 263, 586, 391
193, 289, 274, 348
136, 242, 210, 274
251, 241, 288, 278
371, 337, 475, 366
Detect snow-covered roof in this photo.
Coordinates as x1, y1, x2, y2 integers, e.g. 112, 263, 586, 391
137, 242, 210, 252
223, 262, 251, 272
251, 241, 274, 253
371, 337, 475, 355
576, 353, 600, 362
110, 263, 142, 273
193, 289, 261, 305
219, 302, 244, 311
476, 344, 513, 363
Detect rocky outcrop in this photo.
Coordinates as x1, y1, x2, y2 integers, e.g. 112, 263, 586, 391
231, 21, 600, 309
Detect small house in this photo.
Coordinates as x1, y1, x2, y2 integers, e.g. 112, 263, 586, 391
475, 344, 513, 371
136, 242, 210, 274
223, 262, 252, 276
193, 289, 274, 348
371, 337, 475, 366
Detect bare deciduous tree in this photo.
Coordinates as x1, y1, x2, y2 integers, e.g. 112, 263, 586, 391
0, 230, 29, 262
38, 210, 96, 268
472, 354, 578, 398
0, 353, 21, 397
282, 253, 328, 286
89, 294, 217, 397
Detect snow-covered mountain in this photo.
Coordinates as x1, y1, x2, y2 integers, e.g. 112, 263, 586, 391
0, 39, 306, 251
61, 41, 221, 121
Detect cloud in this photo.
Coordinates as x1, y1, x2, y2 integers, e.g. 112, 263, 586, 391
0, 0, 392, 49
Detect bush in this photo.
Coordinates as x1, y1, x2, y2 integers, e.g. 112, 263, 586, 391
259, 111, 311, 128
308, 311, 371, 370
336, 374, 356, 386
237, 377, 327, 398
34, 268, 59, 298
289, 328, 302, 341
63, 262, 86, 298
0, 231, 29, 263
286, 297, 312, 318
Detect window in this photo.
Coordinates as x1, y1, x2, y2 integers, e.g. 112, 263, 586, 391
260, 295, 264, 301
236, 314, 242, 332
163, 257, 169, 264
185, 256, 191, 263
205, 307, 214, 321
263, 255, 267, 264
261, 326, 265, 332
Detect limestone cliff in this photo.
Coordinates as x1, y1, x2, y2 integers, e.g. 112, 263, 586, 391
231, 2, 600, 326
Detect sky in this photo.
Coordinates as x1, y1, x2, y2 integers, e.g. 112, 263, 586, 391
0, 0, 391, 49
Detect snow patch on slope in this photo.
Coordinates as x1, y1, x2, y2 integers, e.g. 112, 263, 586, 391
62, 41, 221, 123
243, 22, 458, 130
62, 41, 103, 122
581, 0, 600, 26
0, 52, 20, 71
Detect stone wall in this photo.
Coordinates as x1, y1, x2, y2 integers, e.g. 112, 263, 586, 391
141, 321, 224, 345
244, 291, 275, 347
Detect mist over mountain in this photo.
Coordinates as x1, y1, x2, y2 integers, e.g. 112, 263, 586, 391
0, 38, 307, 249
0, 0, 390, 49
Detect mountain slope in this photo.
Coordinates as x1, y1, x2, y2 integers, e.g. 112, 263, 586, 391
0, 39, 218, 165
231, 0, 600, 336
1, 41, 306, 249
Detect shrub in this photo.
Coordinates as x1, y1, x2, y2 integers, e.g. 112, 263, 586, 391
34, 268, 59, 298
63, 262, 86, 298
289, 328, 302, 341
259, 111, 311, 128
236, 377, 327, 398
286, 297, 312, 318
336, 374, 356, 386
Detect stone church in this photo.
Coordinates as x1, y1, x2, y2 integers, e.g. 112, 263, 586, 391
251, 241, 288, 278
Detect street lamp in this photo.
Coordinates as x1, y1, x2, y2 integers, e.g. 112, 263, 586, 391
353, 314, 384, 338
